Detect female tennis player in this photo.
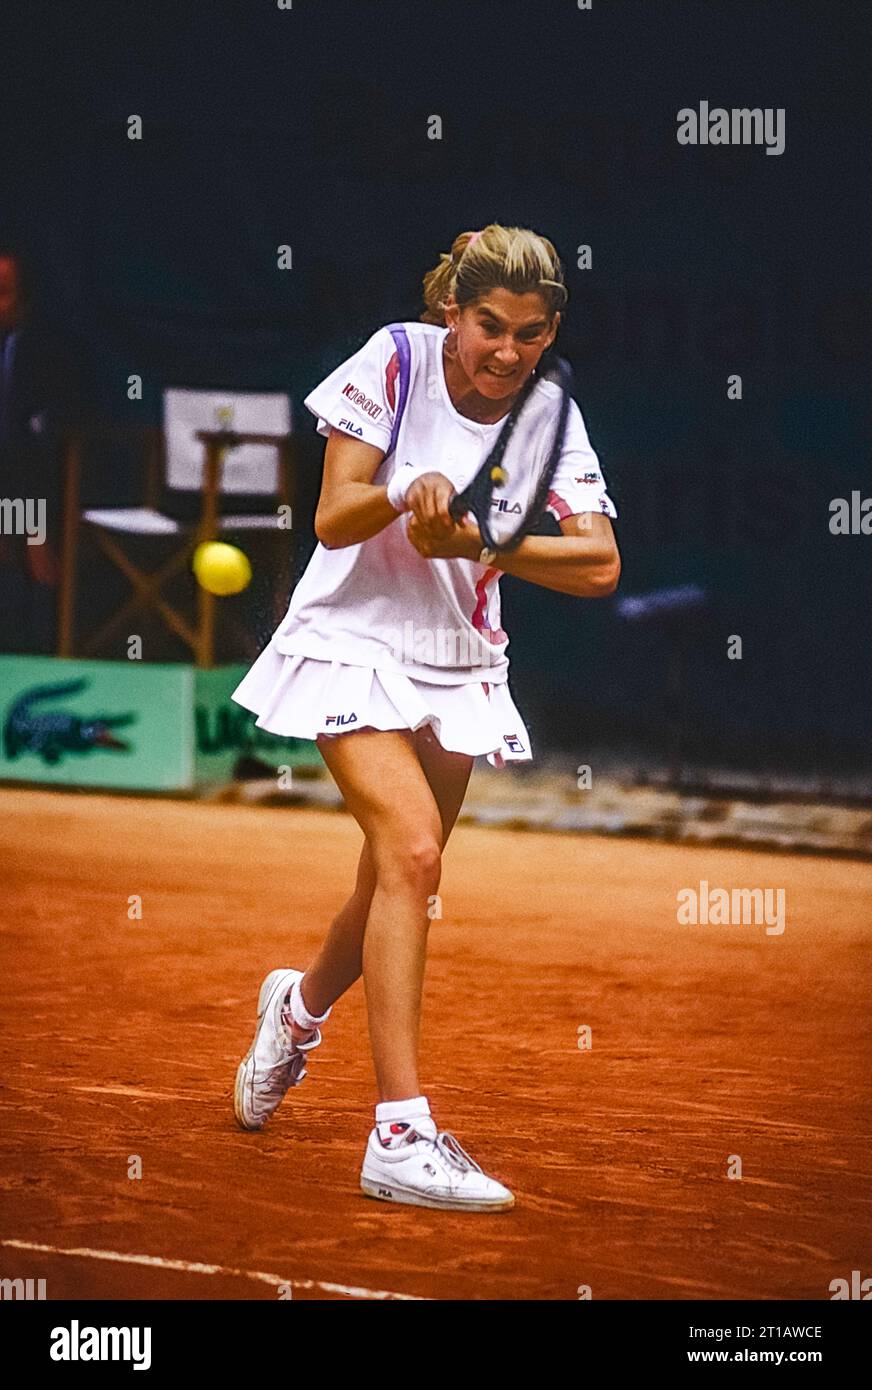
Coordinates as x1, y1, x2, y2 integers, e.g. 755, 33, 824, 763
231, 224, 620, 1212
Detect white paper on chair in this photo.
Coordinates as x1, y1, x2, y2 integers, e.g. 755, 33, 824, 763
164, 388, 292, 494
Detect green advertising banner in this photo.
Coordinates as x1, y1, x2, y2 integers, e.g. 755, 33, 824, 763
192, 663, 321, 786
0, 656, 320, 791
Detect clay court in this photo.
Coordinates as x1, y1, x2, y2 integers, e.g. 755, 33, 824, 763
1, 787, 869, 1301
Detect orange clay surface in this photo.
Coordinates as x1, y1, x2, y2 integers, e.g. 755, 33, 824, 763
1, 788, 870, 1301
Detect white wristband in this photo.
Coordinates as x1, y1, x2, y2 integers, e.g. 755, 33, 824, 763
387, 464, 428, 513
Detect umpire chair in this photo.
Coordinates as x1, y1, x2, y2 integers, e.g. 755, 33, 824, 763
58, 388, 299, 668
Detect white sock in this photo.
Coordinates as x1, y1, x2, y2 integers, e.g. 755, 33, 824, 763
375, 1095, 436, 1147
282, 976, 331, 1037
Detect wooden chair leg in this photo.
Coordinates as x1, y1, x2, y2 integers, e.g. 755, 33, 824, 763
196, 584, 216, 668
81, 534, 200, 655
193, 440, 222, 668
81, 533, 194, 658
83, 532, 199, 657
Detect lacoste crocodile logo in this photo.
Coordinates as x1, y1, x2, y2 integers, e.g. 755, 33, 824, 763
3, 680, 136, 766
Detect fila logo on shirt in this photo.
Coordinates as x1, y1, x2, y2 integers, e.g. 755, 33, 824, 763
338, 418, 364, 437
490, 498, 522, 514
324, 712, 358, 727
503, 733, 526, 753
341, 381, 383, 420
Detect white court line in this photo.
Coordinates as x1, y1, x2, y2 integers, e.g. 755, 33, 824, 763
1, 1239, 427, 1301
72, 1086, 213, 1103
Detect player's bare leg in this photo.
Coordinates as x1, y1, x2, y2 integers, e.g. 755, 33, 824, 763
303, 726, 513, 1210
299, 727, 472, 1032
281, 839, 377, 1040
311, 726, 473, 1100
235, 726, 451, 1128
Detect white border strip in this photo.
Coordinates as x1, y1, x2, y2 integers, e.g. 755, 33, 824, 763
1, 1239, 427, 1301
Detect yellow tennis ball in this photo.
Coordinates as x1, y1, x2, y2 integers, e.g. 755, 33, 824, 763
192, 541, 252, 596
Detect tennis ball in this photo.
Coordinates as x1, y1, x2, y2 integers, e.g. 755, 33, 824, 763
192, 541, 252, 596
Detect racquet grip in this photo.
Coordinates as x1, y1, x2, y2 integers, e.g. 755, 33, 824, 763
448, 490, 467, 521
449, 461, 506, 521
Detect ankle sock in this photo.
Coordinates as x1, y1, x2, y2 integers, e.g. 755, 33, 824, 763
375, 1095, 436, 1147
281, 976, 332, 1039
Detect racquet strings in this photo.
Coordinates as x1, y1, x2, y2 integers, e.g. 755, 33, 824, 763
449, 353, 573, 552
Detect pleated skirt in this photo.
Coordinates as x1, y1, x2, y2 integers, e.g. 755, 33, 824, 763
231, 644, 533, 768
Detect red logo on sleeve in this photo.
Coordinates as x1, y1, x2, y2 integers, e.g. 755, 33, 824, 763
341, 382, 382, 420
385, 351, 399, 411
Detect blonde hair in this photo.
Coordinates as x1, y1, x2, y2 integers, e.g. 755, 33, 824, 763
421, 223, 567, 327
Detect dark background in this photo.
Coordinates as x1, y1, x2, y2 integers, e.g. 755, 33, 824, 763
2, 0, 870, 780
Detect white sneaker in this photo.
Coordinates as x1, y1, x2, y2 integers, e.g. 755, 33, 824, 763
360, 1116, 515, 1212
233, 969, 322, 1131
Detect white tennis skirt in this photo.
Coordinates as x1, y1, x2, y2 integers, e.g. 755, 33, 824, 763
230, 644, 533, 768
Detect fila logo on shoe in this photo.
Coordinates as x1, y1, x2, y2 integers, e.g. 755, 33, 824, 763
324, 713, 358, 727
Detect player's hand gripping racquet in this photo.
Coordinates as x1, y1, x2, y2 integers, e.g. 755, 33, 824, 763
447, 351, 574, 553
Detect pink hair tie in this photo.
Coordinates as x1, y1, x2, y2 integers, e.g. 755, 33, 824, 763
452, 231, 481, 267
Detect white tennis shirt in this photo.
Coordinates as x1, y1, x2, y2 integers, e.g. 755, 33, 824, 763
269, 321, 617, 684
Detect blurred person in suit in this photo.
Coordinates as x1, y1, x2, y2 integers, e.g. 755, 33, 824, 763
0, 243, 91, 653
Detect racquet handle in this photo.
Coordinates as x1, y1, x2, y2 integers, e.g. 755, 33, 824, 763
448, 464, 508, 521
448, 489, 468, 521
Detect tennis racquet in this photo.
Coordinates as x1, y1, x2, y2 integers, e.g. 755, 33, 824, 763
447, 350, 574, 553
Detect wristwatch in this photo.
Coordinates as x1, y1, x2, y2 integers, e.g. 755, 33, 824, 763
478, 545, 498, 567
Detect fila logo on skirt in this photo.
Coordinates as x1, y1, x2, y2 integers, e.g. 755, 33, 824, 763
324, 713, 359, 727
503, 733, 526, 753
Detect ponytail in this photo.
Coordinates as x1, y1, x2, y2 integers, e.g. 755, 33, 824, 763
420, 224, 567, 326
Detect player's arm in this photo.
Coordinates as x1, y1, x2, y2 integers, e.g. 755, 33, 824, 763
314, 429, 400, 549
495, 513, 620, 597
315, 429, 457, 549
408, 509, 620, 597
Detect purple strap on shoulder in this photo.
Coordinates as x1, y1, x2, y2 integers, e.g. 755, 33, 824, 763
385, 323, 411, 458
